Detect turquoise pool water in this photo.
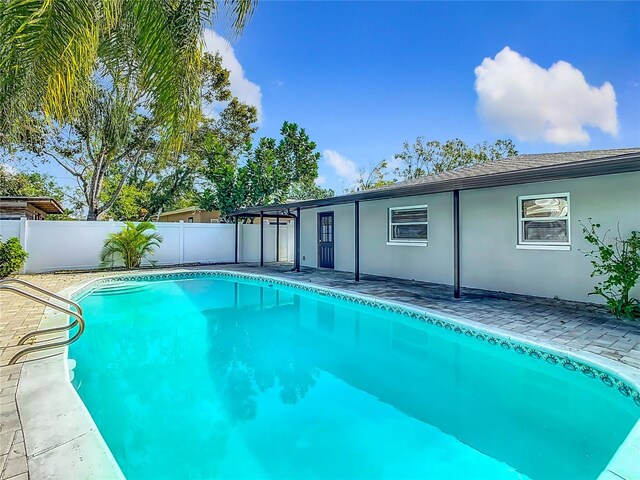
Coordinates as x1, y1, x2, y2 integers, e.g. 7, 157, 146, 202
70, 275, 639, 480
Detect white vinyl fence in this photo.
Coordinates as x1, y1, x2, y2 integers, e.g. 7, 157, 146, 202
0, 219, 294, 274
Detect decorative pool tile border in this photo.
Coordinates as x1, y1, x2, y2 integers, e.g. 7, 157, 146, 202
75, 269, 640, 410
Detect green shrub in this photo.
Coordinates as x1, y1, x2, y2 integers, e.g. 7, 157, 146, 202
0, 237, 28, 277
100, 222, 163, 269
582, 220, 640, 320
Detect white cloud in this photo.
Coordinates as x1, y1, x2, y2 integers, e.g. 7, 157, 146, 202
203, 29, 263, 121
474, 47, 618, 145
315, 175, 327, 186
0, 163, 17, 174
323, 150, 359, 183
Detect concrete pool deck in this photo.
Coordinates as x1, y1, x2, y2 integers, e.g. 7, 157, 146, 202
1, 263, 639, 479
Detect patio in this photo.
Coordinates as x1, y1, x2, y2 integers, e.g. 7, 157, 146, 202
1, 263, 639, 479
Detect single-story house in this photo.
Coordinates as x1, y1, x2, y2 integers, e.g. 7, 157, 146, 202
231, 148, 640, 304
0, 196, 64, 220
157, 206, 221, 223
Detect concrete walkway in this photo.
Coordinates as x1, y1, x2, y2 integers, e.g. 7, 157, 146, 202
1, 263, 639, 480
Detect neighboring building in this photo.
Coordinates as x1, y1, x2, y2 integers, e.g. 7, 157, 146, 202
0, 196, 64, 220
232, 148, 640, 304
157, 206, 221, 223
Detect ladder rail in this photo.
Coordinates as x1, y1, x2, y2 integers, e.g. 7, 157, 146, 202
0, 278, 83, 346
0, 283, 86, 365
0, 278, 83, 314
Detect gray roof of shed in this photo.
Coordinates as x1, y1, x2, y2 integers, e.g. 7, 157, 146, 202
232, 147, 640, 216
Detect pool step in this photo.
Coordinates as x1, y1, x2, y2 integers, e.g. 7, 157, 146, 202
91, 282, 150, 296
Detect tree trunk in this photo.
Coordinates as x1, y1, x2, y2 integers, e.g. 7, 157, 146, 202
85, 156, 107, 221
86, 208, 99, 221
85, 188, 101, 220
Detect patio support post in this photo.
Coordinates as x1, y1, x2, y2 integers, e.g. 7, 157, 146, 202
234, 216, 239, 264
354, 201, 360, 282
260, 211, 264, 267
276, 215, 280, 262
453, 189, 461, 299
295, 207, 301, 272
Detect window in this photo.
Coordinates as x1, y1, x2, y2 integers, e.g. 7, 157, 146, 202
388, 205, 428, 244
518, 193, 570, 249
187, 217, 194, 223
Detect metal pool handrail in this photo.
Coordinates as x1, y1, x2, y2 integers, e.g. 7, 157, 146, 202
0, 279, 85, 365
0, 278, 83, 344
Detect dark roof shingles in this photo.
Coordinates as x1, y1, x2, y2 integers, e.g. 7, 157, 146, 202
231, 147, 640, 215
370, 147, 640, 193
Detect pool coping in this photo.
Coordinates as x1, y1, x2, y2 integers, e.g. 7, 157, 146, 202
16, 268, 640, 480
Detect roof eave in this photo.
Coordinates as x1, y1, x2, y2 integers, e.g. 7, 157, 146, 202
230, 153, 640, 216
0, 196, 64, 214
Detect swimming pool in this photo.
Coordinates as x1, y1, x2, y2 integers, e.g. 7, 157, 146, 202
69, 272, 640, 480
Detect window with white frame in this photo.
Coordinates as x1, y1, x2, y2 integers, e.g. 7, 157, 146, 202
388, 205, 428, 244
518, 194, 570, 247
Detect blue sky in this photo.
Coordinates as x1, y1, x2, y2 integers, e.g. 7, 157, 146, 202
212, 1, 640, 192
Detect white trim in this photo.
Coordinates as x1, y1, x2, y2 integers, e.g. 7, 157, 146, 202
388, 204, 428, 243
387, 241, 428, 247
516, 244, 571, 251
517, 193, 571, 247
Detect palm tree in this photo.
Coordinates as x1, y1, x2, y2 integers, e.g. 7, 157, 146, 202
0, 0, 256, 150
100, 221, 163, 269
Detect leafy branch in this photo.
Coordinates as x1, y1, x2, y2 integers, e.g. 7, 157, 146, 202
581, 219, 640, 320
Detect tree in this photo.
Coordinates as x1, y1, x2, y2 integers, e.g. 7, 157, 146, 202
0, 165, 65, 199
0, 164, 79, 218
105, 99, 259, 222
16, 85, 158, 220
201, 121, 322, 221
0, 0, 256, 151
6, 52, 252, 221
103, 54, 259, 221
101, 181, 153, 221
348, 160, 395, 193
289, 183, 334, 200
200, 142, 249, 222
394, 138, 517, 180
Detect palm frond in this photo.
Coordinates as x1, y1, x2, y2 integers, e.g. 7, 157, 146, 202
0, 0, 100, 137
100, 221, 163, 269
0, 0, 257, 150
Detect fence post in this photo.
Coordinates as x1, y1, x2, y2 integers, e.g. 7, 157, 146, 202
19, 218, 28, 273
179, 220, 185, 265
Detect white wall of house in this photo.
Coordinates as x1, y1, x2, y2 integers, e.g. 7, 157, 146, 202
360, 193, 454, 285
301, 204, 355, 271
0, 219, 294, 273
297, 172, 640, 303
459, 172, 640, 301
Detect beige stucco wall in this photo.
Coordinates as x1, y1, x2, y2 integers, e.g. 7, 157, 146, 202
299, 172, 640, 303
198, 211, 221, 223
158, 210, 221, 223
